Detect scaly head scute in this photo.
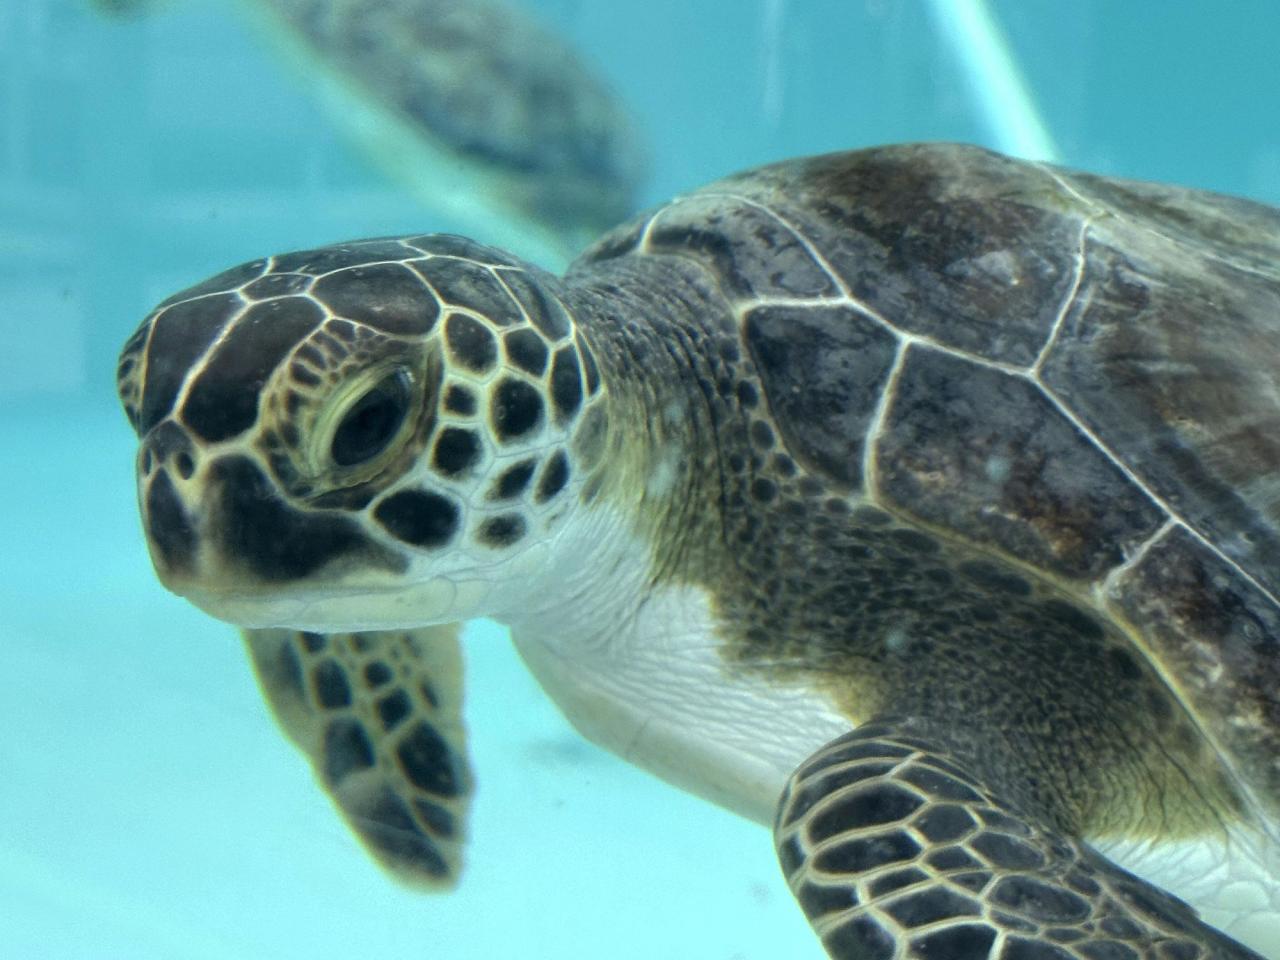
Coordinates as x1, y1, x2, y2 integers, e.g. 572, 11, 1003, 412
117, 234, 608, 629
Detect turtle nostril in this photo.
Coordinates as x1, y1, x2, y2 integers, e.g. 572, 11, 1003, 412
141, 420, 198, 480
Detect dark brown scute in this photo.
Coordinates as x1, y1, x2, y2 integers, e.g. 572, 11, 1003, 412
744, 303, 898, 489
879, 345, 1166, 581
1112, 525, 1280, 815
717, 144, 1088, 365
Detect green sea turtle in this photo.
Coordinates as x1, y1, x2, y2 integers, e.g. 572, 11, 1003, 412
91, 0, 646, 262
117, 143, 1280, 959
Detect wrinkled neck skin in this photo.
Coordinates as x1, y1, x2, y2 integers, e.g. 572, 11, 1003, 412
486, 256, 844, 824
493, 252, 735, 652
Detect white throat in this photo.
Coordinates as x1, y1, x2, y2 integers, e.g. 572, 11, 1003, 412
498, 505, 853, 823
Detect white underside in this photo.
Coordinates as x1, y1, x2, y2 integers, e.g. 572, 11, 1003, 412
510, 579, 1280, 958
1096, 830, 1280, 956
511, 594, 851, 824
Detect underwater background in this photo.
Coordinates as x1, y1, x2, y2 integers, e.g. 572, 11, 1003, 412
2, 1, 1279, 957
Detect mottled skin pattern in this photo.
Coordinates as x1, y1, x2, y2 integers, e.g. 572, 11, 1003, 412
778, 721, 1262, 959
118, 233, 599, 588
245, 625, 472, 883
118, 144, 1280, 958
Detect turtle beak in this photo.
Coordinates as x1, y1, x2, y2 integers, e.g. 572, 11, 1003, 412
133, 420, 408, 626
136, 420, 201, 582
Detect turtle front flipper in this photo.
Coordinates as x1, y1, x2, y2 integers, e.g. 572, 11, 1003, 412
775, 718, 1264, 960
244, 625, 471, 888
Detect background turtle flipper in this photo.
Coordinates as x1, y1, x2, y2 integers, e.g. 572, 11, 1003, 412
244, 625, 472, 889
774, 718, 1264, 960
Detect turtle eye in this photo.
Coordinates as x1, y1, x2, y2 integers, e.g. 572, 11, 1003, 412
330, 369, 412, 467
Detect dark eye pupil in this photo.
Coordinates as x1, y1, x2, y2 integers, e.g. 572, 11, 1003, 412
331, 372, 410, 467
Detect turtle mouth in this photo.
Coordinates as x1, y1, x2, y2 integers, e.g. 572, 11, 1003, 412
175, 576, 469, 632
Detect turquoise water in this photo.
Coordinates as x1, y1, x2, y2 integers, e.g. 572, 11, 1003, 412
2, 2, 1279, 957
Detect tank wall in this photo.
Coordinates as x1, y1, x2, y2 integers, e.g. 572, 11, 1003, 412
1, 2, 1278, 958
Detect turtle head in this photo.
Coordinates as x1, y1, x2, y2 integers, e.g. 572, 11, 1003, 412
117, 235, 606, 631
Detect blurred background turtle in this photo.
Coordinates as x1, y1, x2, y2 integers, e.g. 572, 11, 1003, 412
91, 0, 648, 264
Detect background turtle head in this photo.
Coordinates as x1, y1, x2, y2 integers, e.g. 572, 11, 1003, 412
117, 235, 604, 630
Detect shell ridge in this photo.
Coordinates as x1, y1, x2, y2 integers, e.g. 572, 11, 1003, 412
860, 340, 911, 503
1036, 376, 1280, 613
1030, 215, 1097, 374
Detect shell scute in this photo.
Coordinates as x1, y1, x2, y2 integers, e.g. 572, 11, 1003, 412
643, 194, 839, 301
710, 144, 1090, 365
743, 303, 897, 489
1040, 219, 1280, 599
878, 346, 1166, 582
